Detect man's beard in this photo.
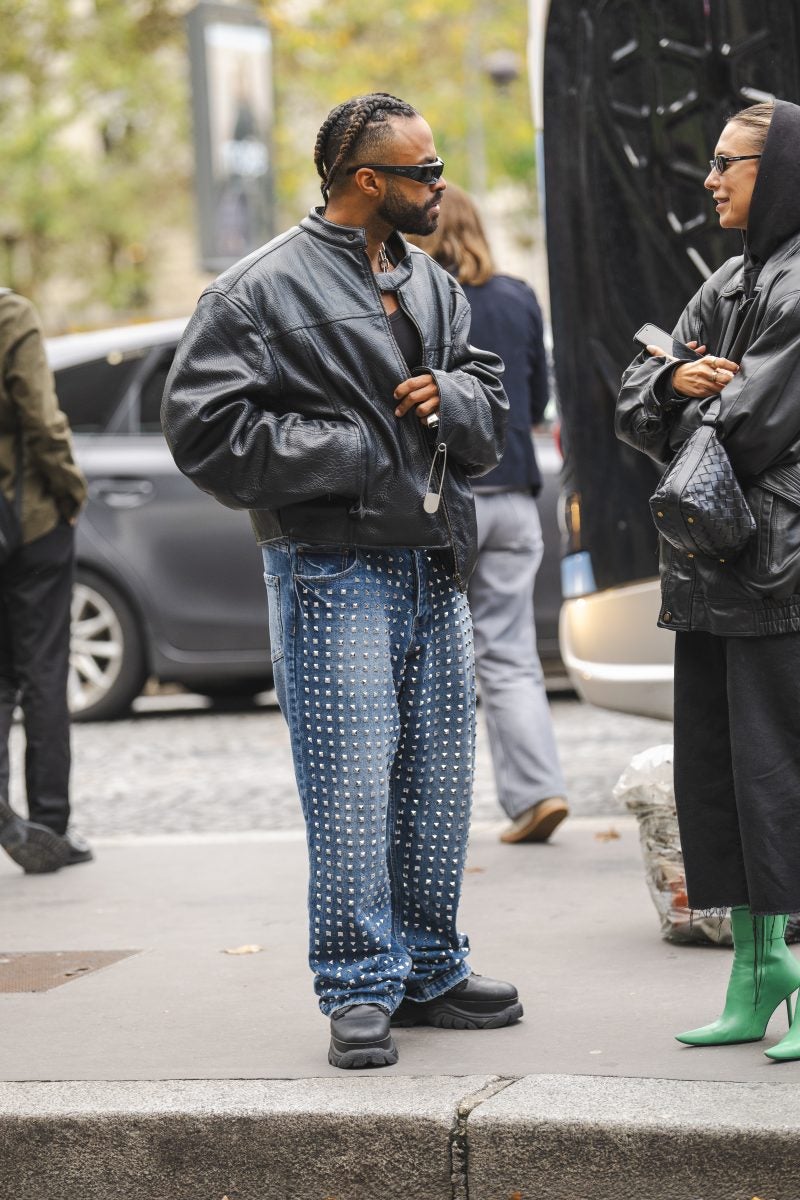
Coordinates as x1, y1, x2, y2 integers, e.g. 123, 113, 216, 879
378, 181, 440, 236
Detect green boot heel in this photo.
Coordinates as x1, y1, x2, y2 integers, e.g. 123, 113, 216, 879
765, 983, 800, 1061
676, 908, 800, 1047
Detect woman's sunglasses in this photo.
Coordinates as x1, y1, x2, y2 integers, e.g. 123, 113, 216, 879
345, 158, 445, 185
708, 153, 761, 174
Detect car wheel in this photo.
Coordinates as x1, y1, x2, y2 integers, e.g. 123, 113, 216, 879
69, 571, 147, 721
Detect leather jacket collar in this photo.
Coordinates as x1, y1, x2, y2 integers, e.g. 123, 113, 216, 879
300, 208, 413, 288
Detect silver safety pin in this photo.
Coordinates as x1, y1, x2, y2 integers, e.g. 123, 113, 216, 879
424, 443, 447, 514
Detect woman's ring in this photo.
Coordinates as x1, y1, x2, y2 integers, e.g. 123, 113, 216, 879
712, 368, 719, 384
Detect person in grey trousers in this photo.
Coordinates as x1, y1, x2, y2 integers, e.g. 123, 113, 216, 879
414, 185, 568, 843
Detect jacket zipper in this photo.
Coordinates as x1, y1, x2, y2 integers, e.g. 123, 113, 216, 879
394, 289, 465, 590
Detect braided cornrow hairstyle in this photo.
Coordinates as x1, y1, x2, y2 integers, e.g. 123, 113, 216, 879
314, 92, 419, 201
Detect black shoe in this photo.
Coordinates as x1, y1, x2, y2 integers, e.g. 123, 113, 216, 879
329, 1003, 398, 1069
63, 830, 94, 866
0, 807, 70, 875
392, 973, 523, 1030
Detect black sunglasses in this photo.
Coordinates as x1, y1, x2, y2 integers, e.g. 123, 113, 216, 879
708, 153, 762, 174
345, 157, 445, 185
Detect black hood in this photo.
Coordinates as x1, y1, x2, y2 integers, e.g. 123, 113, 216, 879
743, 99, 800, 294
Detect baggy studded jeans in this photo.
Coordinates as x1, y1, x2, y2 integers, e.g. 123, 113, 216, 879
262, 542, 475, 1016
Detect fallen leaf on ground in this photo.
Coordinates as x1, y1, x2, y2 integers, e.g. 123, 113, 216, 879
222, 944, 263, 955
594, 828, 621, 842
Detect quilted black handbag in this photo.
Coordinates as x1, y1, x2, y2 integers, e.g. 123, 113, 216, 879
649, 400, 755, 560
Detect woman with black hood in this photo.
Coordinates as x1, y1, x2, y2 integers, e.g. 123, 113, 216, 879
617, 100, 800, 1062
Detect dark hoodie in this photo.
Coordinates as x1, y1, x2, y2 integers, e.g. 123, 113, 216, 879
743, 99, 800, 297
616, 96, 800, 637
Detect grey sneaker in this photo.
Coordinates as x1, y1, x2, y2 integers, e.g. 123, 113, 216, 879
0, 805, 71, 874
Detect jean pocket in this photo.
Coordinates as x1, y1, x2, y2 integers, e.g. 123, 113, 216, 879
263, 573, 284, 663
293, 545, 359, 582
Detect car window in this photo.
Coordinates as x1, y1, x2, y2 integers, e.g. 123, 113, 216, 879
139, 350, 176, 433
55, 352, 147, 434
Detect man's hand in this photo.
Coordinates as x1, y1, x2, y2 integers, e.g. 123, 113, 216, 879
394, 373, 441, 423
646, 339, 739, 398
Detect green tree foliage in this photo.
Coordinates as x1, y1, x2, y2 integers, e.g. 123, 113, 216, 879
0, 0, 188, 313
267, 0, 534, 207
0, 0, 532, 318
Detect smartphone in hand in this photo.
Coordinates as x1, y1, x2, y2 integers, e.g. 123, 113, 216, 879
633, 323, 697, 361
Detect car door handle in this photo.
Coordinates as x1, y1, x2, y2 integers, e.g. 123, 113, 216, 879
89, 478, 156, 508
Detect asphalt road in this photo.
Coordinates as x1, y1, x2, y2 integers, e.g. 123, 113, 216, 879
8, 693, 670, 838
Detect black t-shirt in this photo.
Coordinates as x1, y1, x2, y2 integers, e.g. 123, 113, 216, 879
388, 305, 423, 374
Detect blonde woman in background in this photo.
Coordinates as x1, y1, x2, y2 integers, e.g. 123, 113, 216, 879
414, 185, 568, 844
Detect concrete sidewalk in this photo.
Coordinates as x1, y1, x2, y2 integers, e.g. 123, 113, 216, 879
2, 818, 800, 1199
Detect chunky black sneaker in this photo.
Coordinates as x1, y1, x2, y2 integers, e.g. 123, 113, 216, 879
0, 806, 70, 875
329, 1003, 398, 1069
392, 973, 523, 1030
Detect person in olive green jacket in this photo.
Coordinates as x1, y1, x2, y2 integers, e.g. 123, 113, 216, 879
0, 289, 92, 874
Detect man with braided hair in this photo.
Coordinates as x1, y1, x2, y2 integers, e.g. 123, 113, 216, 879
163, 93, 518, 1069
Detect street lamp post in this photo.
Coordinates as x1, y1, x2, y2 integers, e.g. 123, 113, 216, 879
464, 32, 522, 198
484, 49, 522, 92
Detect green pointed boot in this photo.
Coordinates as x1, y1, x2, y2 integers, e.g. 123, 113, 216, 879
676, 907, 800, 1047
765, 976, 800, 1061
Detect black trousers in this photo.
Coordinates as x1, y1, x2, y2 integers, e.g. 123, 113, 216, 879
674, 629, 800, 916
0, 522, 74, 836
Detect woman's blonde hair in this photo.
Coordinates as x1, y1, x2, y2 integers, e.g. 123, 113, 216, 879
413, 183, 495, 286
727, 100, 775, 150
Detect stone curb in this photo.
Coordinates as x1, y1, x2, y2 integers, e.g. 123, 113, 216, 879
469, 1073, 800, 1200
3, 1073, 800, 1200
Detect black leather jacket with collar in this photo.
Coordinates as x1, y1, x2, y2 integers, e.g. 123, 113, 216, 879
616, 233, 800, 636
161, 208, 508, 587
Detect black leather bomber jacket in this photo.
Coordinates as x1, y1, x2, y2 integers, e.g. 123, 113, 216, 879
616, 233, 800, 636
161, 209, 508, 588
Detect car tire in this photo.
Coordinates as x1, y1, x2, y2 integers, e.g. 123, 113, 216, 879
69, 570, 147, 722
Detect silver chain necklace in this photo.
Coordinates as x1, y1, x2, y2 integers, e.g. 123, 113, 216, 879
378, 243, 390, 273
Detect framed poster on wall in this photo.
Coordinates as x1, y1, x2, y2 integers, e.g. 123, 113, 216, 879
186, 2, 274, 271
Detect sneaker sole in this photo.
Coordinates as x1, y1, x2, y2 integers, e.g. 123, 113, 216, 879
501, 800, 568, 844
328, 1037, 398, 1070
0, 817, 70, 874
393, 1001, 524, 1030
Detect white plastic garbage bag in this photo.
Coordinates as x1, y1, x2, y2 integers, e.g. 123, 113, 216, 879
613, 744, 732, 945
